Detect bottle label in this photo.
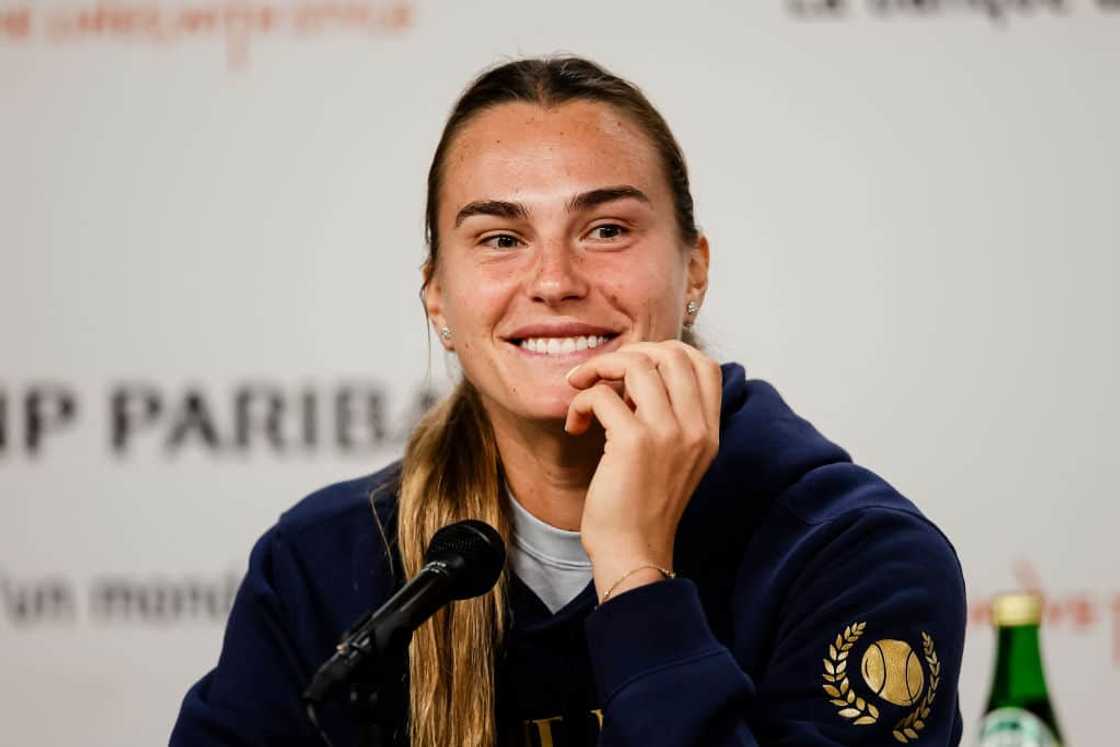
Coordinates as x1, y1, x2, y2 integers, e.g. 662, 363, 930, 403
979, 707, 1059, 747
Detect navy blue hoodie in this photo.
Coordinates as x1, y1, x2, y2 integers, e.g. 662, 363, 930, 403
172, 364, 966, 746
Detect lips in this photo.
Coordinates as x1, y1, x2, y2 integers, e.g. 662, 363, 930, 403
502, 321, 622, 363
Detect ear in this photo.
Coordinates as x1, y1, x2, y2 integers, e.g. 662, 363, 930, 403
421, 263, 452, 349
686, 234, 710, 306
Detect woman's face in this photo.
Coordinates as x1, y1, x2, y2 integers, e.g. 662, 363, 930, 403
425, 100, 708, 424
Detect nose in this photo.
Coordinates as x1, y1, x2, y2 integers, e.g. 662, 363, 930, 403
527, 239, 589, 306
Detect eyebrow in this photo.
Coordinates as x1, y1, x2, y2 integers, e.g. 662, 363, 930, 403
453, 185, 651, 228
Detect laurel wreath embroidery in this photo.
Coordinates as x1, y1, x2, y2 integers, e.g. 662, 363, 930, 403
821, 622, 880, 726
890, 631, 940, 743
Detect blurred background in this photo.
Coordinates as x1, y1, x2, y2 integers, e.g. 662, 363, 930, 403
1, 0, 1116, 744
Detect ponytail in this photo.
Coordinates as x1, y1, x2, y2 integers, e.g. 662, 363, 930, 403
398, 380, 510, 746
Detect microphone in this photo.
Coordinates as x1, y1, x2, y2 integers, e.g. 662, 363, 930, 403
302, 519, 505, 706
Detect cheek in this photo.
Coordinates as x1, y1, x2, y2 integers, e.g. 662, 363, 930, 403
443, 269, 517, 331
597, 253, 683, 316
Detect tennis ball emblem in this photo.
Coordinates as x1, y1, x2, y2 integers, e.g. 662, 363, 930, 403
824, 624, 941, 743
860, 639, 925, 707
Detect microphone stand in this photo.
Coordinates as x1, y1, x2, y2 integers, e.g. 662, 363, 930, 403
303, 622, 408, 747
346, 645, 408, 747
305, 578, 422, 747
304, 563, 451, 705
303, 517, 506, 747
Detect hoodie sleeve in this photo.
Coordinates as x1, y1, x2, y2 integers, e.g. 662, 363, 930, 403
583, 507, 966, 746
169, 526, 332, 746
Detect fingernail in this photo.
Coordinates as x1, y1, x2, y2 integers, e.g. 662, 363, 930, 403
565, 365, 580, 381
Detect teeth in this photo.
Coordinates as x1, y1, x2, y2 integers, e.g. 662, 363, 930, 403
519, 336, 611, 355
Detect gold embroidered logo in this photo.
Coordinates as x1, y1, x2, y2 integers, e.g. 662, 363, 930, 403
822, 622, 880, 726
822, 623, 941, 743
861, 639, 924, 707
889, 633, 941, 744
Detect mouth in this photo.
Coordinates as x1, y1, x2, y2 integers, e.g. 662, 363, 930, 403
509, 333, 620, 357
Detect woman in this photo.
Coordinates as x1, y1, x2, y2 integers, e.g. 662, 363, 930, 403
172, 56, 966, 746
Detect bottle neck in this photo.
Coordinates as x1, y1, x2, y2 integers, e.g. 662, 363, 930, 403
987, 624, 1050, 708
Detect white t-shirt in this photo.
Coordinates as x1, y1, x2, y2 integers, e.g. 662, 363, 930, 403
506, 486, 594, 614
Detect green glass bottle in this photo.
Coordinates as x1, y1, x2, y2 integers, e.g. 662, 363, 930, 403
979, 592, 1064, 746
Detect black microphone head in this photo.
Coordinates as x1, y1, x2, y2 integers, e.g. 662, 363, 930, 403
424, 519, 506, 600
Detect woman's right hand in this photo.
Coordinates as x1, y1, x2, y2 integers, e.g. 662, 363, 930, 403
564, 340, 722, 601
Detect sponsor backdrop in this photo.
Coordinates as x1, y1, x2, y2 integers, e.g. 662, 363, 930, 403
1, 1, 1116, 744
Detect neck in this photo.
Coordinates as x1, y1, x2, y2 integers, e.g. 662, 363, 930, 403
484, 401, 604, 532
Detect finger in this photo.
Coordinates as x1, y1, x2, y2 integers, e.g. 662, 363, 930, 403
567, 342, 723, 433
566, 350, 647, 389
617, 343, 717, 488
565, 382, 639, 436
610, 341, 721, 434
566, 351, 675, 428
685, 347, 721, 432
670, 341, 724, 434
613, 341, 705, 431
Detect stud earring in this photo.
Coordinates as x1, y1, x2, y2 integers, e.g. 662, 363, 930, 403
684, 300, 699, 328
440, 327, 452, 340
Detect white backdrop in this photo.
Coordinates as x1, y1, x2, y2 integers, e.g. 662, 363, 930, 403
1, 1, 1117, 744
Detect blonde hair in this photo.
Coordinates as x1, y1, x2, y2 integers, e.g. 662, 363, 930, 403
397, 380, 510, 746
399, 55, 702, 746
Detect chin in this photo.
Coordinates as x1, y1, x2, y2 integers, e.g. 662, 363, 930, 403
514, 387, 578, 423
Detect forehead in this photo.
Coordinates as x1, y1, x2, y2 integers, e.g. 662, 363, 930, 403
440, 100, 668, 216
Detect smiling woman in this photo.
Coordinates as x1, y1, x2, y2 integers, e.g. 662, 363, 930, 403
172, 57, 968, 747
423, 95, 708, 422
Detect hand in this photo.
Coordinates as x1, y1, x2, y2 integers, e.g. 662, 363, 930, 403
564, 340, 723, 602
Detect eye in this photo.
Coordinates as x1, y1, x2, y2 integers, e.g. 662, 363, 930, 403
587, 223, 629, 241
480, 233, 523, 250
